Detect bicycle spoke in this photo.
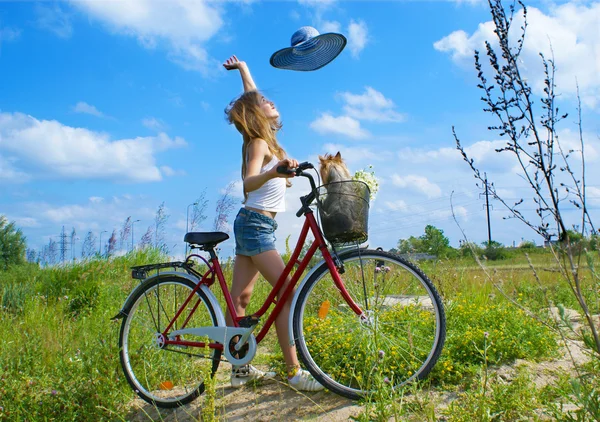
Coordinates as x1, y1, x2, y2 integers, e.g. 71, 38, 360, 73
294, 250, 445, 399
120, 277, 222, 408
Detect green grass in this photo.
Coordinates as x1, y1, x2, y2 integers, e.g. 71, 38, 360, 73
0, 248, 597, 420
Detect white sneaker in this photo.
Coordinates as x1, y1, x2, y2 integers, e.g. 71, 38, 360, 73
231, 364, 276, 388
288, 369, 324, 392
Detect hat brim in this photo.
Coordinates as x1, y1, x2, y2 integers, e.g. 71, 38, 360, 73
270, 33, 347, 72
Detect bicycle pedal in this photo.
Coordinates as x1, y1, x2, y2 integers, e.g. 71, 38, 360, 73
239, 316, 260, 328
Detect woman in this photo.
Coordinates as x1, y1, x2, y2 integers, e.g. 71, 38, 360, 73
223, 55, 323, 392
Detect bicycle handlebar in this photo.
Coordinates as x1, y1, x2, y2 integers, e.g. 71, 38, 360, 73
275, 162, 319, 217
276, 161, 313, 176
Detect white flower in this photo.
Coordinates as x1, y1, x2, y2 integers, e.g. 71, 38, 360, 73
353, 166, 379, 201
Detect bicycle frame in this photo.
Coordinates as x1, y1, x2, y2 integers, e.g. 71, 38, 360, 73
160, 208, 365, 352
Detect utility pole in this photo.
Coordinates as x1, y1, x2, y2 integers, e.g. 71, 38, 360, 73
484, 172, 492, 246
131, 219, 140, 252
186, 201, 198, 257
59, 226, 68, 264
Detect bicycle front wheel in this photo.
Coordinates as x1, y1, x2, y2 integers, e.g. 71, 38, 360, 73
293, 249, 445, 400
119, 276, 221, 408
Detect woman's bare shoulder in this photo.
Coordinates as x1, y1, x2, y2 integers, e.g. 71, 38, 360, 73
248, 137, 268, 148
247, 138, 272, 160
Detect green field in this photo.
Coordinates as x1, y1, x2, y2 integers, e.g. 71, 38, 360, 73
1, 248, 598, 421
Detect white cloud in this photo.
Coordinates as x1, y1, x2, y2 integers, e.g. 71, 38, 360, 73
339, 87, 406, 122
70, 0, 224, 75
0, 112, 186, 182
31, 195, 156, 231
348, 19, 368, 58
452, 0, 483, 4
323, 144, 379, 164
142, 117, 166, 131
73, 102, 105, 117
587, 187, 600, 206
385, 199, 409, 212
0, 27, 21, 43
298, 0, 336, 8
392, 174, 443, 198
160, 166, 176, 177
433, 29, 476, 61
321, 20, 341, 34
159, 165, 186, 177
0, 155, 29, 182
35, 3, 73, 38
89, 197, 104, 203
321, 143, 383, 167
309, 87, 404, 139
434, 2, 600, 107
12, 216, 40, 228
151, 133, 187, 151
310, 113, 370, 139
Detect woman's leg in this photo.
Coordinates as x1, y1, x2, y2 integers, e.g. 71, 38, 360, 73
228, 254, 276, 387
226, 254, 260, 326
250, 250, 300, 373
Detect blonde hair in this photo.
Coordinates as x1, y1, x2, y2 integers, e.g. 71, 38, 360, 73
225, 91, 288, 200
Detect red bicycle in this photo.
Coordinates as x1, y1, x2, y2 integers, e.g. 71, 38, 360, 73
115, 162, 446, 408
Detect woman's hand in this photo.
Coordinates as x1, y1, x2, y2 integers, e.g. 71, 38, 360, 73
223, 55, 246, 71
271, 158, 299, 178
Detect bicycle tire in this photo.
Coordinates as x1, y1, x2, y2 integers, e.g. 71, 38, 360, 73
119, 275, 221, 408
293, 249, 446, 400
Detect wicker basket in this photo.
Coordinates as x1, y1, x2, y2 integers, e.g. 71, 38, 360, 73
317, 180, 370, 246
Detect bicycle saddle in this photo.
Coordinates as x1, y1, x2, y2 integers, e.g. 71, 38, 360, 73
184, 232, 229, 247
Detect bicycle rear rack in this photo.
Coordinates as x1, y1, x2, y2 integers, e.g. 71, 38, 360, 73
131, 261, 191, 280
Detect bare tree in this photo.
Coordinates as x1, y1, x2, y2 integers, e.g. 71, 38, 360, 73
40, 245, 49, 266
190, 189, 209, 232
81, 231, 97, 259
119, 216, 132, 251
154, 202, 169, 252
26, 248, 37, 263
213, 182, 238, 232
47, 239, 58, 265
140, 226, 153, 249
453, 0, 598, 416
70, 227, 77, 261
106, 229, 118, 257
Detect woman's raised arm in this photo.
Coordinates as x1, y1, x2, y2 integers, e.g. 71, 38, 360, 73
223, 55, 257, 93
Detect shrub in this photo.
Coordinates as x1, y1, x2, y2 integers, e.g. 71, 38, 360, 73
445, 366, 541, 421
482, 241, 508, 261
518, 240, 537, 249
459, 242, 483, 259
430, 294, 558, 384
0, 215, 27, 269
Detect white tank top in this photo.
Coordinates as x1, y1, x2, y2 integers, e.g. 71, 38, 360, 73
245, 156, 286, 212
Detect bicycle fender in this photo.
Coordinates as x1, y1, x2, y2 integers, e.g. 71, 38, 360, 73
114, 271, 226, 327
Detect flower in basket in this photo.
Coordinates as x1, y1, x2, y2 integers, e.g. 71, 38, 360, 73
353, 165, 379, 201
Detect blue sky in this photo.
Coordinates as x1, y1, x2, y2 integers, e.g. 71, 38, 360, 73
1, 0, 599, 260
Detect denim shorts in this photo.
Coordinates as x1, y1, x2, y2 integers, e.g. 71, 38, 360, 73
234, 208, 278, 256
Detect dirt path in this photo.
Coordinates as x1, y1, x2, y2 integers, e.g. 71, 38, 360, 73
127, 366, 362, 422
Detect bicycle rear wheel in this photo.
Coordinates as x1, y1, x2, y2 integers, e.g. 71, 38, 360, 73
293, 249, 445, 400
119, 276, 221, 408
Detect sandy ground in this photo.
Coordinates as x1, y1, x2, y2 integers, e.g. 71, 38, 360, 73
127, 366, 363, 422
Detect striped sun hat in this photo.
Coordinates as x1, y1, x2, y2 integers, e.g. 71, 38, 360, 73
270, 26, 347, 72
